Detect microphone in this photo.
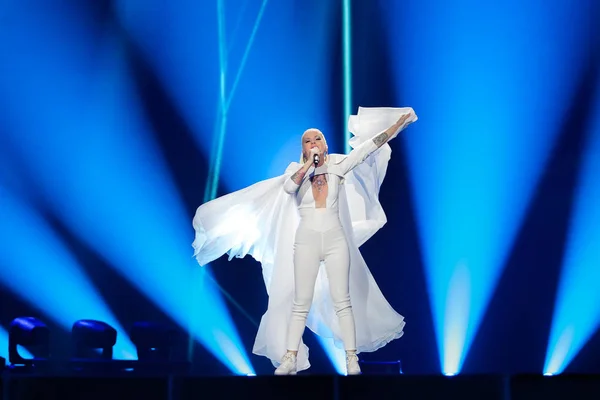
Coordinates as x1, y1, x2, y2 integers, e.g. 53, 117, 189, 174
313, 153, 319, 167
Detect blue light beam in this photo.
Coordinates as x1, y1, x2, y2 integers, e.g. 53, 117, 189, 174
342, 0, 352, 154
0, 187, 136, 359
0, 4, 253, 375
115, 1, 360, 374
316, 336, 347, 375
204, 0, 269, 201
544, 78, 600, 375
385, 0, 592, 374
116, 0, 343, 371
115, 0, 341, 191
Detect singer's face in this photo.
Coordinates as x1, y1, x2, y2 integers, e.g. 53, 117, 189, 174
301, 129, 327, 161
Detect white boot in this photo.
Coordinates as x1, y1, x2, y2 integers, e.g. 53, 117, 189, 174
274, 352, 297, 375
346, 351, 361, 375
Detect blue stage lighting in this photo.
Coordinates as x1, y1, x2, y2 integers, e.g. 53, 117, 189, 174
0, 188, 136, 360
0, 5, 253, 374
316, 336, 347, 375
544, 83, 600, 375
342, 0, 353, 154
114, 0, 222, 161
115, 0, 341, 192
115, 0, 344, 372
384, 0, 592, 374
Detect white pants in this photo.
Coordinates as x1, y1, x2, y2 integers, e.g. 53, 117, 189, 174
286, 208, 357, 351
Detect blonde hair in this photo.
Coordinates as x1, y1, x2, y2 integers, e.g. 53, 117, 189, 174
300, 128, 328, 163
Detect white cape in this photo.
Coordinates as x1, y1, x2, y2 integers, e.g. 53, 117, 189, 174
192, 107, 416, 372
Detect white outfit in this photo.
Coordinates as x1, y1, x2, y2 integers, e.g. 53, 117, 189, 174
192, 107, 417, 372
282, 138, 381, 353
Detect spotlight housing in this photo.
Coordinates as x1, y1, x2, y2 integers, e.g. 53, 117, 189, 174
72, 319, 116, 360
8, 317, 50, 366
130, 321, 176, 362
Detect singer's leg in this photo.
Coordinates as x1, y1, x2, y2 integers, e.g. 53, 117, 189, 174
285, 226, 322, 351
323, 226, 361, 375
275, 226, 321, 375
323, 226, 355, 350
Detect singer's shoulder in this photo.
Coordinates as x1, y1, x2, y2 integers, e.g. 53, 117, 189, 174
327, 153, 346, 163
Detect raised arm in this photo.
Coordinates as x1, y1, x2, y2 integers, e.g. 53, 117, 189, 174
372, 112, 414, 148
334, 112, 415, 175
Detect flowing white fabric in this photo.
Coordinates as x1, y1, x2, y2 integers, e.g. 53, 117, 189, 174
192, 107, 417, 372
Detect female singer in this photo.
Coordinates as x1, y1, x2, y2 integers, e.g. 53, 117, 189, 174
192, 107, 417, 375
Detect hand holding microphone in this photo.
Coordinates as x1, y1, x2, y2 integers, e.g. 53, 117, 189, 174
310, 147, 320, 167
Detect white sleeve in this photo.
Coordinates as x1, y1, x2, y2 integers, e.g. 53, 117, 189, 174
283, 175, 301, 194
332, 138, 379, 176
283, 162, 302, 194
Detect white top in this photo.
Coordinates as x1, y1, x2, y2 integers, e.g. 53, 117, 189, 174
283, 139, 379, 210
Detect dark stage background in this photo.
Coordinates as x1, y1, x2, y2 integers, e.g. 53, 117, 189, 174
0, 0, 599, 377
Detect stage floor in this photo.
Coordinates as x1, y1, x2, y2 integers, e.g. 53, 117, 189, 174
2, 372, 600, 400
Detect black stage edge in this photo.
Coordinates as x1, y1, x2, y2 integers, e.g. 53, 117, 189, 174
511, 374, 600, 400
2, 373, 600, 400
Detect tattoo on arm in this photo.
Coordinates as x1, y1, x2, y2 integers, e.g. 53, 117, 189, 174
291, 170, 306, 184
372, 131, 389, 148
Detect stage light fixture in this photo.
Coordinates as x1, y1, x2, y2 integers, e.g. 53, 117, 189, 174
128, 321, 190, 374
71, 320, 116, 360
8, 317, 50, 367
130, 321, 177, 362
